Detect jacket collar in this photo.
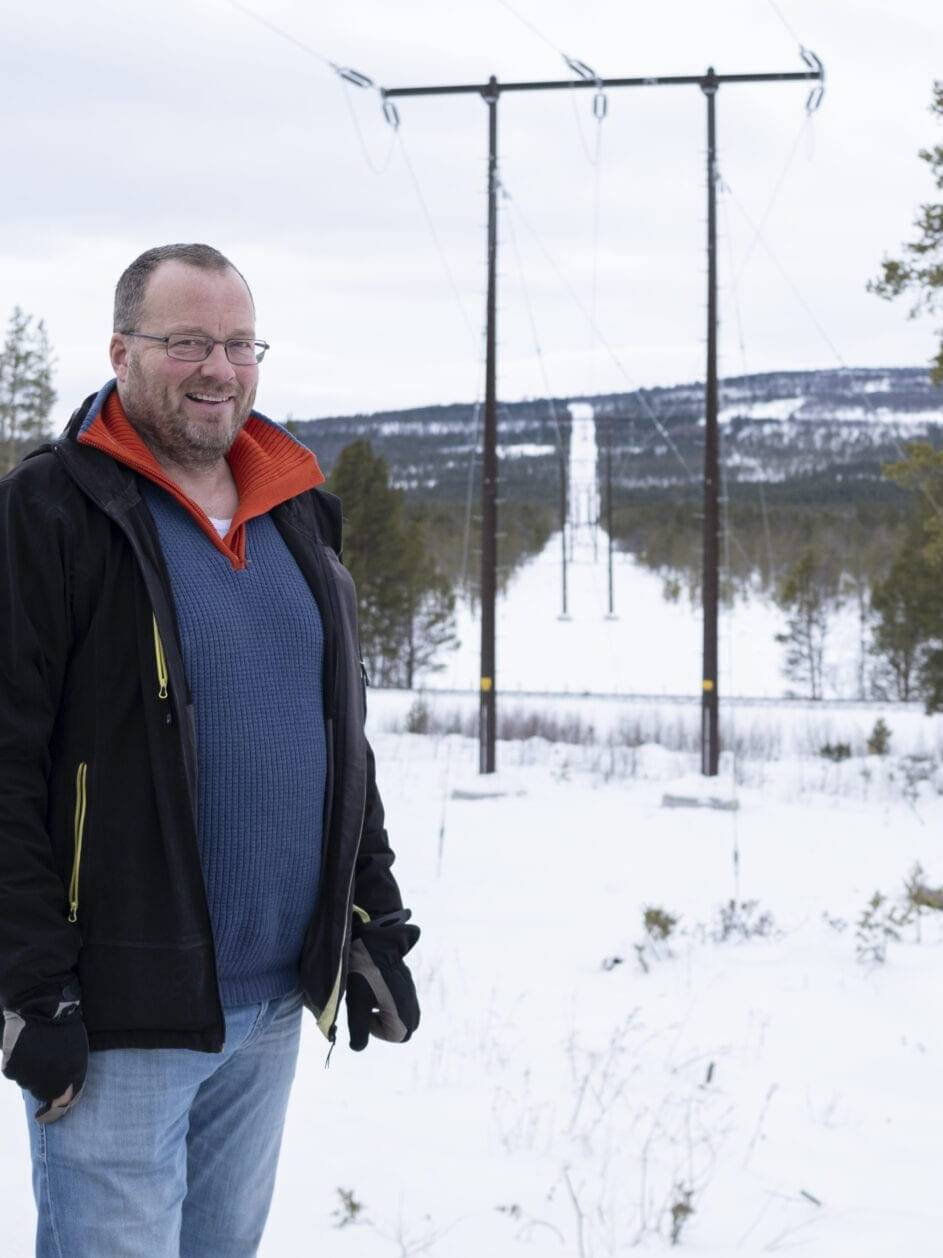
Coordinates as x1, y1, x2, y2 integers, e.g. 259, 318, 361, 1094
71, 380, 324, 571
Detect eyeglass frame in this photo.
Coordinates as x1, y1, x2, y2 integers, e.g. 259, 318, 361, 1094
119, 331, 270, 365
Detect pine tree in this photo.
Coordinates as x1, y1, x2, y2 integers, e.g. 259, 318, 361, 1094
328, 440, 411, 684
870, 524, 939, 701
0, 307, 57, 474
328, 439, 457, 686
774, 545, 838, 699
400, 517, 458, 689
874, 443, 943, 709
869, 81, 943, 383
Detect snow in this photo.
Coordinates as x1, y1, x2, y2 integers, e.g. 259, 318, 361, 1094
719, 396, 804, 424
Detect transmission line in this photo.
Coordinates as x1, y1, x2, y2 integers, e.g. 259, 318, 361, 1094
503, 188, 696, 480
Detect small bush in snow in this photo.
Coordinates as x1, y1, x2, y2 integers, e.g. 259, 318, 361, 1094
895, 753, 939, 803
404, 696, 431, 735
634, 905, 680, 972
711, 899, 776, 943
332, 1188, 366, 1228
819, 740, 852, 762
669, 1184, 695, 1246
867, 718, 892, 756
644, 906, 679, 941
854, 892, 915, 965
904, 862, 943, 912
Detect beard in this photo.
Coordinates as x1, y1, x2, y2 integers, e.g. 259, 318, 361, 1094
120, 355, 257, 471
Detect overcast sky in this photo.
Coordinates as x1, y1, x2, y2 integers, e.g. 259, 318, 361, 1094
2, 0, 942, 427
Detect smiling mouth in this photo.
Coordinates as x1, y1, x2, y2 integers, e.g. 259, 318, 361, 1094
186, 393, 235, 405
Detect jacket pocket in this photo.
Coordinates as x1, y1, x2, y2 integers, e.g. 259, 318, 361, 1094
152, 614, 169, 700
67, 762, 88, 924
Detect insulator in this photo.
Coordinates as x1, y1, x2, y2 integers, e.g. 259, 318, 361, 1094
335, 66, 374, 89
563, 55, 597, 82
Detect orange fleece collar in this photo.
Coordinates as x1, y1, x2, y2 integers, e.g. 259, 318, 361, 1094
78, 388, 324, 570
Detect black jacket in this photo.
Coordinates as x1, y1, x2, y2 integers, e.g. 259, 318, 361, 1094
0, 395, 407, 1051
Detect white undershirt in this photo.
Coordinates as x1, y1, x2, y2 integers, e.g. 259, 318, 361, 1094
209, 516, 233, 538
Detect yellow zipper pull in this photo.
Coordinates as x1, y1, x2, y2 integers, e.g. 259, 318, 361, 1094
152, 614, 169, 700
68, 762, 88, 924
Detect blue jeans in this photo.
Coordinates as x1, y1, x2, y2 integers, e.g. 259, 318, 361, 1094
22, 988, 304, 1258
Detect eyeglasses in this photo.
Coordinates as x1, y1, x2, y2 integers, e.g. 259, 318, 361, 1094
121, 331, 270, 365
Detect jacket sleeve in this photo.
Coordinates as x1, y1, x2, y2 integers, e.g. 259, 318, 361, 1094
352, 737, 407, 919
0, 471, 82, 1008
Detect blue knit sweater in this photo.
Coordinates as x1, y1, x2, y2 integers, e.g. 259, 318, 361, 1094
144, 484, 327, 1007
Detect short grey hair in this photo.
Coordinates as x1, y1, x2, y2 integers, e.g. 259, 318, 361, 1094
113, 243, 254, 332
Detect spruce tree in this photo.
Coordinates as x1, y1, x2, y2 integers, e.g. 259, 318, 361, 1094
328, 439, 457, 687
400, 517, 458, 689
869, 81, 943, 382
774, 545, 838, 699
874, 443, 943, 709
0, 307, 57, 474
870, 522, 939, 701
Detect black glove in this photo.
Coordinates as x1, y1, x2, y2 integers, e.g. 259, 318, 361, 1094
2, 982, 88, 1122
346, 909, 420, 1052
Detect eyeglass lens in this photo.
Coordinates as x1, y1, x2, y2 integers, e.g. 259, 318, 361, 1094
166, 336, 265, 365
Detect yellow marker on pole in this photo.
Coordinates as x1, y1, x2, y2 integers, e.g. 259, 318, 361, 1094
702, 679, 715, 692
480, 677, 493, 692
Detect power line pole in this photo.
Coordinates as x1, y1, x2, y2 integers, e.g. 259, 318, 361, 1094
559, 437, 569, 620
480, 76, 499, 773
702, 69, 720, 776
383, 56, 824, 775
606, 414, 616, 619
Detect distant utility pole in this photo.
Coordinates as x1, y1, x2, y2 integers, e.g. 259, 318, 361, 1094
383, 52, 824, 775
558, 439, 569, 621
605, 415, 616, 620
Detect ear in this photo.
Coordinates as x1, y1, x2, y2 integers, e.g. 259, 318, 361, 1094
109, 333, 130, 383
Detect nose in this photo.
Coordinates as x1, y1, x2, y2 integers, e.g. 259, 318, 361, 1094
197, 341, 238, 381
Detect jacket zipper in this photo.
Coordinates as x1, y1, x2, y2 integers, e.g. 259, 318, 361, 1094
67, 762, 88, 923
318, 789, 368, 1048
152, 614, 169, 700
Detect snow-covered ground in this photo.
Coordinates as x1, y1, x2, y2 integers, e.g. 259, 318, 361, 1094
433, 541, 868, 700
276, 729, 943, 1257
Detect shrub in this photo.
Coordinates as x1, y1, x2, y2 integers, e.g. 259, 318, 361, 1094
404, 696, 431, 734
669, 1185, 695, 1246
332, 1188, 366, 1228
854, 891, 915, 965
866, 718, 892, 756
819, 741, 852, 762
635, 905, 680, 973
643, 906, 679, 941
711, 899, 776, 942
904, 862, 943, 911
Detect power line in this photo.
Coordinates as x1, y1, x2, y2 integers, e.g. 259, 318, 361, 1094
221, 0, 336, 68
733, 113, 812, 284
722, 177, 847, 368
494, 0, 563, 56
502, 186, 697, 481
396, 132, 482, 354
765, 0, 805, 50
339, 80, 399, 175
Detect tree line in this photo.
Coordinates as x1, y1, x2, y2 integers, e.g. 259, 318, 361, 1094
0, 307, 56, 475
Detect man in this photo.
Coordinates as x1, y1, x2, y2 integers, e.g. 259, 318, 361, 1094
0, 243, 420, 1257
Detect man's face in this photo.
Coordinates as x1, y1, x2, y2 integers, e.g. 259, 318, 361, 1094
110, 260, 259, 470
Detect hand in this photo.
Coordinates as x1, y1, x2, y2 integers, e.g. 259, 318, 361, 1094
2, 985, 88, 1118
345, 910, 420, 1052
